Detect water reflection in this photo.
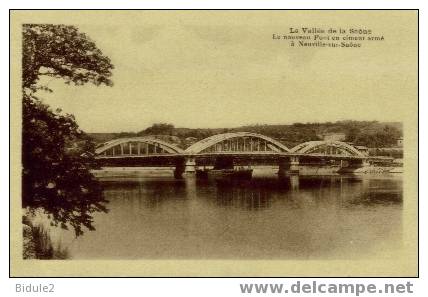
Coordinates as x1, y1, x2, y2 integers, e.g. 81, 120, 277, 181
102, 178, 187, 209
55, 174, 403, 260
214, 181, 273, 210
198, 175, 402, 211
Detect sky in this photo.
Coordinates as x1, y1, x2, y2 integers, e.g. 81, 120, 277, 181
28, 10, 417, 133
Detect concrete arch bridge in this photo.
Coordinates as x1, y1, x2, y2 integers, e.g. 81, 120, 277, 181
94, 132, 373, 178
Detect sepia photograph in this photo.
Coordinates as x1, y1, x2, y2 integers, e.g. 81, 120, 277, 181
10, 10, 418, 277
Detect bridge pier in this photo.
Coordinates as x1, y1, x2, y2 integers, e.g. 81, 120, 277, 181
174, 159, 185, 179
185, 157, 196, 173
174, 157, 197, 178
278, 156, 300, 178
338, 158, 370, 174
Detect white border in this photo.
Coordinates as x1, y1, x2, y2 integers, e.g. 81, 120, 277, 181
2, 1, 426, 296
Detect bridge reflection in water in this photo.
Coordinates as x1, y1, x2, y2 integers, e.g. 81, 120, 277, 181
56, 174, 402, 259
195, 175, 401, 211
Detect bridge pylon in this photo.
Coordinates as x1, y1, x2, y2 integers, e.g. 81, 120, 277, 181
337, 158, 370, 174
278, 156, 300, 178
174, 157, 197, 178
173, 158, 185, 179
185, 157, 196, 173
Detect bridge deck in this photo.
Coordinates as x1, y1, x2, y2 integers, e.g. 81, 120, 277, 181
96, 152, 367, 160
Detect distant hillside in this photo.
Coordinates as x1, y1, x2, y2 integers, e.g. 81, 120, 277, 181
88, 120, 403, 149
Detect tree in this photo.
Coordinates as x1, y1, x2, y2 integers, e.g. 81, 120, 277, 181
22, 24, 114, 236
23, 24, 113, 90
138, 123, 175, 136
345, 127, 360, 143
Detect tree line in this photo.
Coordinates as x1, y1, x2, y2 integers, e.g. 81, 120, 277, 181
91, 121, 403, 149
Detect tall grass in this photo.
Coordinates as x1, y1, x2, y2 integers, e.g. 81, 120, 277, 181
23, 216, 70, 260
31, 224, 69, 259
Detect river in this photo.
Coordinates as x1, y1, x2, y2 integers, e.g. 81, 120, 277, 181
53, 172, 403, 260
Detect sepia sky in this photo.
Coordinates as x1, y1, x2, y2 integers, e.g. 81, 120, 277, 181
25, 11, 417, 133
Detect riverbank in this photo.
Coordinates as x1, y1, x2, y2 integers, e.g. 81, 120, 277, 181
92, 165, 402, 179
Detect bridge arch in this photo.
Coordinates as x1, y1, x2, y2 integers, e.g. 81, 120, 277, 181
184, 132, 290, 154
95, 137, 183, 157
290, 141, 365, 157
